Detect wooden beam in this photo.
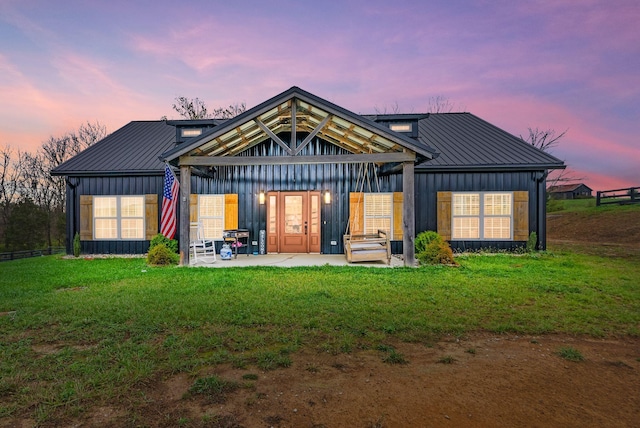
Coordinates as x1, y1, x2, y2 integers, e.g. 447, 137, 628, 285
291, 98, 297, 151
255, 118, 292, 155
179, 152, 415, 167
402, 157, 416, 267
294, 115, 331, 155
178, 165, 191, 266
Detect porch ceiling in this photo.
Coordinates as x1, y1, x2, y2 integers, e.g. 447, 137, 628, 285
188, 98, 405, 158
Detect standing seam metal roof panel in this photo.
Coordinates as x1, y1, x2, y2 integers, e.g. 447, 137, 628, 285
51, 121, 177, 175
416, 113, 564, 169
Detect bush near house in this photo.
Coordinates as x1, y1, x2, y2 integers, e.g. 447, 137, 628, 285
415, 231, 457, 266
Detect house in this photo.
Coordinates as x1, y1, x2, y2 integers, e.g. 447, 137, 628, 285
52, 86, 565, 265
548, 183, 593, 200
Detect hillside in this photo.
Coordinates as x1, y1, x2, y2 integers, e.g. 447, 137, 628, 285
546, 199, 640, 258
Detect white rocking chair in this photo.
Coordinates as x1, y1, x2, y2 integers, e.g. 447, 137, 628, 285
189, 222, 216, 265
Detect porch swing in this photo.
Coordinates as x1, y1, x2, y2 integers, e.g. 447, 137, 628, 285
343, 162, 391, 264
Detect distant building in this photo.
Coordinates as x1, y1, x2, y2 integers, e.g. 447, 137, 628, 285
548, 183, 593, 199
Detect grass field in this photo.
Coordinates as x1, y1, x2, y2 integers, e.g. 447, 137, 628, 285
1, 249, 639, 423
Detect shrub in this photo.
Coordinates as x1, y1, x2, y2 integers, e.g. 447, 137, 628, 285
147, 243, 179, 266
416, 232, 457, 266
73, 232, 81, 257
526, 232, 537, 253
149, 233, 178, 254
415, 231, 443, 254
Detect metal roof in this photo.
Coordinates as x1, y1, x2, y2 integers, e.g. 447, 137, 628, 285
415, 113, 565, 171
161, 86, 437, 162
51, 121, 176, 176
51, 97, 565, 178
548, 183, 591, 193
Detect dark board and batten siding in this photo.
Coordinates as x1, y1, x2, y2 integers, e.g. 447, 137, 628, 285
65, 175, 166, 255
413, 170, 547, 251
65, 136, 548, 255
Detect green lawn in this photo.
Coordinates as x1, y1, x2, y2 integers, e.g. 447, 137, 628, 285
548, 197, 640, 213
1, 251, 639, 422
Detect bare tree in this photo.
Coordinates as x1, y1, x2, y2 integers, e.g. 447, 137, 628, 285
172, 96, 247, 120
374, 102, 402, 115
0, 145, 21, 208
172, 96, 211, 119
521, 127, 567, 152
521, 127, 583, 187
212, 102, 246, 119
0, 145, 23, 249
374, 96, 462, 115
427, 96, 456, 113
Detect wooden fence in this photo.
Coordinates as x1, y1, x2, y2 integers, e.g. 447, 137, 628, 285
596, 186, 640, 206
0, 247, 66, 262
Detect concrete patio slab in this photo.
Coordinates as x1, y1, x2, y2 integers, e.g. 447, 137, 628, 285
190, 253, 404, 268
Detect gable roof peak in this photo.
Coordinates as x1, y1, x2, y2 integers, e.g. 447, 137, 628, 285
161, 86, 437, 162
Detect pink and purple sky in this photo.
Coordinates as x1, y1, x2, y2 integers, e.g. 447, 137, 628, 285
1, 0, 638, 190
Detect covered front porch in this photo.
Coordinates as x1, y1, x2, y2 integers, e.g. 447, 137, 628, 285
161, 87, 437, 267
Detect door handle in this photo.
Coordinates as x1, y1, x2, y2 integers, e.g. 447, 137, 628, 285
304, 222, 308, 235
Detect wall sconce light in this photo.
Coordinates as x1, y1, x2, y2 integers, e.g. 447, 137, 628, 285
259, 191, 265, 205
324, 190, 331, 204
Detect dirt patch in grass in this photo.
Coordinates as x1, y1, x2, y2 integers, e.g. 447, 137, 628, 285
8, 334, 634, 428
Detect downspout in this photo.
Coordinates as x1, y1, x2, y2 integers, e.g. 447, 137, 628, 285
65, 177, 80, 254
533, 171, 549, 250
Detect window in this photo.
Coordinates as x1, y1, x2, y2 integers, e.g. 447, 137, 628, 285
452, 192, 512, 240
198, 195, 225, 239
94, 196, 144, 240
181, 128, 202, 138
350, 192, 403, 240
389, 123, 412, 133
364, 193, 393, 236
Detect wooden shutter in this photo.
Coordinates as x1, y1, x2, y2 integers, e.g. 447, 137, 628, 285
79, 195, 93, 240
393, 192, 403, 241
437, 192, 452, 241
145, 194, 158, 240
348, 192, 364, 235
190, 194, 198, 223
513, 191, 529, 241
224, 194, 238, 230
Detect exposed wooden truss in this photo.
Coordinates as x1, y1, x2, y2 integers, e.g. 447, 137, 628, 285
183, 98, 407, 160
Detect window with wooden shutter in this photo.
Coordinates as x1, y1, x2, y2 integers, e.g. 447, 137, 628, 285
348, 192, 364, 235
513, 191, 529, 241
79, 195, 93, 240
364, 193, 392, 235
392, 192, 403, 241
349, 192, 403, 240
224, 194, 238, 230
193, 194, 239, 239
145, 195, 158, 240
82, 195, 147, 240
437, 192, 452, 241
443, 191, 528, 241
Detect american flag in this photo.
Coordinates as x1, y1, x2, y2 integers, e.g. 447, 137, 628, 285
160, 164, 180, 239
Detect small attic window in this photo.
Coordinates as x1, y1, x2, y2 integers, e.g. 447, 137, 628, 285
389, 123, 412, 133
181, 128, 202, 138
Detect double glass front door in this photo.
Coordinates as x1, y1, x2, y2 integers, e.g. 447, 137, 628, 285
267, 191, 321, 253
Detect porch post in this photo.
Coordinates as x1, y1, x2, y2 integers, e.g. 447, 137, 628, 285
179, 163, 191, 266
402, 158, 416, 266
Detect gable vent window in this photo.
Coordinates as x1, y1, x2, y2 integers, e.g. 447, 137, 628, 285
389, 123, 412, 133
181, 128, 202, 138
